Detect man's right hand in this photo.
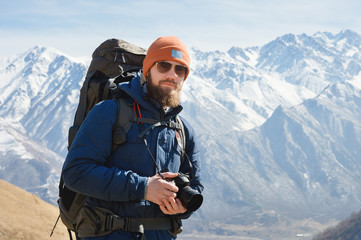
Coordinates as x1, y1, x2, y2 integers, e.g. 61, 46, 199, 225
145, 172, 179, 206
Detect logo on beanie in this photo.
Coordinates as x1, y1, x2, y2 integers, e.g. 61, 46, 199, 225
171, 49, 183, 60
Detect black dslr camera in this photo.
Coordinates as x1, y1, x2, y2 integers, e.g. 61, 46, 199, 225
167, 173, 203, 211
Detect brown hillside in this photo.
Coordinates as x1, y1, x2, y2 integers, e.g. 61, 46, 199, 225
312, 209, 361, 240
0, 179, 68, 240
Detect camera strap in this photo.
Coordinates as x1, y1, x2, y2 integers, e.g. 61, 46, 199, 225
143, 137, 165, 179
132, 101, 194, 180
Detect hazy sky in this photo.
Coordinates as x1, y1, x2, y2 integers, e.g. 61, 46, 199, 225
1, 0, 361, 58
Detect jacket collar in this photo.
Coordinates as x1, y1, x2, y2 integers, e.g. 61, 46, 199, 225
118, 74, 183, 119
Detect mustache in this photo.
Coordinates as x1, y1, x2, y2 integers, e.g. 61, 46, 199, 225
159, 80, 178, 87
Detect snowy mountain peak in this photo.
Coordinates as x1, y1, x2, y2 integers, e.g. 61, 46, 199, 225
334, 29, 361, 42
2, 30, 361, 238
0, 45, 87, 155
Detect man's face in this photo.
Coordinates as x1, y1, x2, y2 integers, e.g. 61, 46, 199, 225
146, 61, 187, 108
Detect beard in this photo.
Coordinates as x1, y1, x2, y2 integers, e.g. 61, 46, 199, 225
146, 73, 182, 108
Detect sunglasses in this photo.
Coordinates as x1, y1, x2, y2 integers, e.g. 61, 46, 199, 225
155, 61, 188, 77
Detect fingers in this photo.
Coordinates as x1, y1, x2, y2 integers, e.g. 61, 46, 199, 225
161, 197, 176, 211
161, 172, 178, 179
158, 172, 179, 193
175, 198, 187, 213
145, 173, 178, 205
159, 197, 187, 215
159, 188, 177, 200
160, 198, 176, 215
159, 204, 169, 214
163, 181, 178, 193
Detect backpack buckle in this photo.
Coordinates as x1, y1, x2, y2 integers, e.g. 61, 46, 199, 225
105, 215, 126, 231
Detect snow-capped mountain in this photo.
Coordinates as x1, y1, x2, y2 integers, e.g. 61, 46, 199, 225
0, 46, 86, 157
1, 29, 361, 238
0, 118, 63, 204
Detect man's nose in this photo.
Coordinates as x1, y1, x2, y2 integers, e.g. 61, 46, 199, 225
165, 67, 177, 80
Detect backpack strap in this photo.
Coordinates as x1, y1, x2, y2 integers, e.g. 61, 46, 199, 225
175, 116, 186, 164
111, 96, 187, 165
112, 97, 133, 151
68, 72, 117, 149
68, 75, 92, 148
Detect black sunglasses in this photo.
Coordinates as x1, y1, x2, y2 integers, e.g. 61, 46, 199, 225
155, 61, 188, 77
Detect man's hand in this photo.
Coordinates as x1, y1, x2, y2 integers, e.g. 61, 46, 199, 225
159, 197, 187, 215
145, 172, 187, 215
145, 172, 178, 205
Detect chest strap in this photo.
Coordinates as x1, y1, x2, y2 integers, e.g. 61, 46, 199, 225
136, 119, 182, 139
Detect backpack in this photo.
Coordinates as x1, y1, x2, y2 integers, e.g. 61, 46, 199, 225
51, 39, 186, 240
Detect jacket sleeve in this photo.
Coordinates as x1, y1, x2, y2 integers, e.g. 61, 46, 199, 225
62, 100, 148, 202
177, 117, 204, 218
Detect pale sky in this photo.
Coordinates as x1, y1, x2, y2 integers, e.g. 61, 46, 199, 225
1, 0, 361, 58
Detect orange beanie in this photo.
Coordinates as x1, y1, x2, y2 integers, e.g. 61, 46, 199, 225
143, 36, 191, 79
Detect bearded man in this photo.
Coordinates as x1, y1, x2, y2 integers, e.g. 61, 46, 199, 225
62, 36, 203, 240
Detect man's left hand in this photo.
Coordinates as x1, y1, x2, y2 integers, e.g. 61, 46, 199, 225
159, 198, 187, 215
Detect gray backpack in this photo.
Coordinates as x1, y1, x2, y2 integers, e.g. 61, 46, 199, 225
51, 38, 186, 240
68, 38, 147, 148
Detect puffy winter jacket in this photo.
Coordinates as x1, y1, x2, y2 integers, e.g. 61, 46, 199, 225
62, 75, 203, 240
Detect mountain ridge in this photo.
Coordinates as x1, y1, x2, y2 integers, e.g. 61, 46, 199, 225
1, 29, 361, 239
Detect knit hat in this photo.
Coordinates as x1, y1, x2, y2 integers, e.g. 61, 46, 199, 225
143, 36, 191, 80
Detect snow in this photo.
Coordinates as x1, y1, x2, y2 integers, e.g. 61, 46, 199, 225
2, 29, 361, 237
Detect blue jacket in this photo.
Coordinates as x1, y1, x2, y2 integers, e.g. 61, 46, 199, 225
62, 75, 203, 240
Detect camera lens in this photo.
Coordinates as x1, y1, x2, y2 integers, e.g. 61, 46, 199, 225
178, 186, 203, 211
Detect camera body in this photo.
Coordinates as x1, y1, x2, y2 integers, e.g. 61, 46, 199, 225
167, 173, 203, 211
